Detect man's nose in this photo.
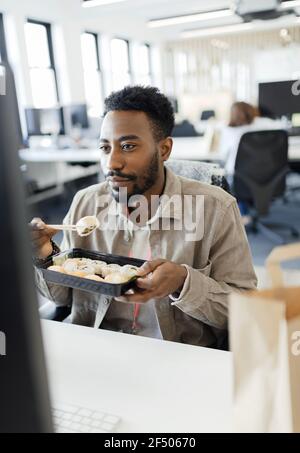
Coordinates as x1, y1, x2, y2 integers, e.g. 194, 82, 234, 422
106, 148, 125, 172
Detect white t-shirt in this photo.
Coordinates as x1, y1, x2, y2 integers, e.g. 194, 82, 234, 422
218, 117, 285, 176
101, 218, 163, 339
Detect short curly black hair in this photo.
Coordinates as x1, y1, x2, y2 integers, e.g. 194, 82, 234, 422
103, 85, 175, 142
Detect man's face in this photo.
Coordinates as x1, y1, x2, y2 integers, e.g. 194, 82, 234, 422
99, 110, 163, 201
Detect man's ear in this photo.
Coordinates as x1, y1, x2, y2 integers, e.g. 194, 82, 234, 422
159, 137, 173, 162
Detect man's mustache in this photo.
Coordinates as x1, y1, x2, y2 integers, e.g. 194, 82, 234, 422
105, 171, 137, 181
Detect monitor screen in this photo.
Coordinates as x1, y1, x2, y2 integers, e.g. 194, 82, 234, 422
258, 80, 300, 119
25, 108, 65, 136
63, 104, 89, 130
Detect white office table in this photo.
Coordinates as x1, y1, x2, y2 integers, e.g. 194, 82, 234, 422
20, 136, 300, 164
19, 148, 102, 163
42, 320, 232, 433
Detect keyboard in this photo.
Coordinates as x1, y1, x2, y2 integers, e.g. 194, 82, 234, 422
52, 402, 121, 433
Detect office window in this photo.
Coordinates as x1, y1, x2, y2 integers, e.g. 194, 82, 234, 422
81, 32, 103, 117
134, 43, 152, 85
24, 20, 58, 108
111, 38, 131, 90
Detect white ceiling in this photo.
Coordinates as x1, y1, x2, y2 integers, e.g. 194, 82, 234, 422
1, 0, 299, 43
71, 0, 239, 42
72, 0, 300, 42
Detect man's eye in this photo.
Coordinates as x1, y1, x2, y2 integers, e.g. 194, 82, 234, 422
122, 144, 135, 151
100, 145, 111, 154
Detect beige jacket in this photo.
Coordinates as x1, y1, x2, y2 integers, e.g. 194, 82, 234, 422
36, 167, 257, 348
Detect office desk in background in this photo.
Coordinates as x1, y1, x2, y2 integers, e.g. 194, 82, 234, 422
42, 320, 232, 433
20, 136, 300, 163
19, 136, 300, 203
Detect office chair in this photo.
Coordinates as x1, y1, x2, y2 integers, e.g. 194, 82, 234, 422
166, 159, 230, 192
171, 120, 201, 137
233, 130, 299, 244
200, 110, 215, 121
286, 160, 300, 198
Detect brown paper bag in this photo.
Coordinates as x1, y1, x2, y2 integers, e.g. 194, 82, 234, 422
229, 243, 300, 433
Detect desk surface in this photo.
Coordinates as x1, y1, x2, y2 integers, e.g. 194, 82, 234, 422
42, 320, 232, 433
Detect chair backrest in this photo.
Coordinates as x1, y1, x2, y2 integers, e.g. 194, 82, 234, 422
234, 129, 288, 203
171, 120, 199, 137
166, 159, 230, 192
200, 110, 215, 121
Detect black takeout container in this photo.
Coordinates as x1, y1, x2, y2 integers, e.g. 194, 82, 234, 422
38, 248, 145, 296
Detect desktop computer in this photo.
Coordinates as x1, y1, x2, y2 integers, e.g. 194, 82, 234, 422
63, 104, 89, 135
25, 107, 65, 137
0, 62, 53, 433
0, 62, 120, 433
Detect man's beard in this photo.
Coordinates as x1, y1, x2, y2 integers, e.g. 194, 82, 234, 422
108, 151, 160, 203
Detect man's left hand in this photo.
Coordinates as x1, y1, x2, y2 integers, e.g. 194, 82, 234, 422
115, 259, 188, 303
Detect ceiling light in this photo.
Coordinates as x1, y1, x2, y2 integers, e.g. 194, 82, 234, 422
148, 9, 234, 28
82, 0, 127, 7
181, 23, 254, 39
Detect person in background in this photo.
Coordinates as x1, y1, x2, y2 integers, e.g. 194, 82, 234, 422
219, 101, 283, 220
219, 101, 283, 176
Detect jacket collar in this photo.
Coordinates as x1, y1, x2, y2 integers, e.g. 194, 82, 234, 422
96, 166, 183, 222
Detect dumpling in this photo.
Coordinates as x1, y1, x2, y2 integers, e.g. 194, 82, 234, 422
120, 264, 139, 279
48, 265, 65, 273
63, 258, 96, 276
101, 263, 121, 277
92, 260, 107, 274
105, 272, 130, 284
84, 274, 104, 282
68, 270, 89, 278
63, 258, 82, 273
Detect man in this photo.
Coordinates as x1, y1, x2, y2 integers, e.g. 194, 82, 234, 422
31, 86, 257, 348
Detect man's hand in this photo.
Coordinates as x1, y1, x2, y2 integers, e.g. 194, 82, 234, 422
29, 218, 58, 259
115, 259, 188, 304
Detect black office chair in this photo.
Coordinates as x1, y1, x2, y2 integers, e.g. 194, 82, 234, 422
286, 160, 300, 198
171, 120, 201, 137
200, 110, 215, 121
233, 130, 299, 244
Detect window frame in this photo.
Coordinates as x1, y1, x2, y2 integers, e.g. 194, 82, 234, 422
137, 42, 153, 84
81, 30, 105, 117
26, 18, 60, 104
110, 37, 132, 89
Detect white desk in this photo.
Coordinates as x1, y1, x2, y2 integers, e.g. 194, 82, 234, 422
19, 148, 101, 163
20, 148, 101, 204
42, 320, 232, 433
170, 137, 221, 161
170, 136, 300, 162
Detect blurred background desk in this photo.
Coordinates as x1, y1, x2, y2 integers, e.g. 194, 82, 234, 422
19, 135, 300, 204
19, 148, 101, 204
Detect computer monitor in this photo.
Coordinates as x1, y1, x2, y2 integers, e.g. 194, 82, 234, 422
63, 104, 89, 131
0, 62, 53, 433
25, 107, 65, 136
258, 80, 300, 119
